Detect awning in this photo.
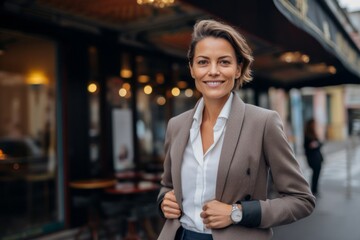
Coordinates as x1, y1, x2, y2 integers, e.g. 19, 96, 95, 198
274, 0, 360, 79
1, 0, 360, 88
180, 0, 360, 88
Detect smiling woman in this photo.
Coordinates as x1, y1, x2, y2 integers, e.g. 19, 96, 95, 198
156, 19, 315, 240
189, 37, 240, 104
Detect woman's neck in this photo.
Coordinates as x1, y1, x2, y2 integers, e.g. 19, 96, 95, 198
202, 94, 230, 125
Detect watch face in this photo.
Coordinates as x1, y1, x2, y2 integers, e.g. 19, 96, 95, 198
231, 210, 242, 222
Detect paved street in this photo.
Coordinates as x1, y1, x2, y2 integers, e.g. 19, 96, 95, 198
37, 139, 360, 240
273, 139, 360, 240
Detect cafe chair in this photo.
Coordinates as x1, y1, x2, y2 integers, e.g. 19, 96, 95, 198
69, 178, 117, 240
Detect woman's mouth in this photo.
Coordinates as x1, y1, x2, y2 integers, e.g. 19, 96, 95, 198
204, 81, 224, 87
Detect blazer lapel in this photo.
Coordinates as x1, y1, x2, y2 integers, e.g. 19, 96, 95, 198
171, 105, 197, 209
216, 93, 246, 200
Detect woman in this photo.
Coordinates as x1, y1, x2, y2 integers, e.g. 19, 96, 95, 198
157, 19, 315, 240
304, 118, 324, 195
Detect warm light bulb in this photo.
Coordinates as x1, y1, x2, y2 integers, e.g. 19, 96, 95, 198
0, 149, 6, 160
156, 96, 166, 105
120, 69, 133, 78
301, 54, 310, 63
185, 88, 193, 97
171, 87, 180, 96
119, 88, 127, 97
122, 83, 131, 90
26, 71, 49, 85
156, 73, 165, 84
88, 83, 97, 93
328, 66, 336, 74
137, 0, 175, 7
177, 81, 188, 89
144, 85, 153, 95
138, 75, 150, 83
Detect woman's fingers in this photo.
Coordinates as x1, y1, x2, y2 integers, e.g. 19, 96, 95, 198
201, 200, 233, 229
163, 206, 181, 218
162, 203, 181, 218
161, 190, 181, 219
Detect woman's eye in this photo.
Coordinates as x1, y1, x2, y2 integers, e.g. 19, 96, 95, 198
197, 60, 208, 65
220, 60, 231, 65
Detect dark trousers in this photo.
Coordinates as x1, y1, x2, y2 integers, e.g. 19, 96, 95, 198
306, 153, 323, 194
310, 160, 322, 194
175, 226, 213, 240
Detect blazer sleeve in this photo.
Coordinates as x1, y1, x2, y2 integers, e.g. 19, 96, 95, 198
259, 111, 315, 228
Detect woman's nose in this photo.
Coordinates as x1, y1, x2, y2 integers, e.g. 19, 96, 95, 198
208, 63, 220, 76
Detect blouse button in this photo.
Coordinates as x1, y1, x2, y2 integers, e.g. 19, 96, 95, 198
246, 168, 251, 175
245, 194, 251, 201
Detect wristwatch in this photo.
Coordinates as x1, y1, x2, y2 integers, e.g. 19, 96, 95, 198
230, 204, 242, 224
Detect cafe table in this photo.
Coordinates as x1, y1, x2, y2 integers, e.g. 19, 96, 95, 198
114, 170, 143, 181
105, 181, 160, 240
115, 169, 162, 184
69, 178, 117, 240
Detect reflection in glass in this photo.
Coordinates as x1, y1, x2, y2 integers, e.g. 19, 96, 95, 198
137, 89, 153, 161
107, 76, 133, 172
0, 30, 62, 239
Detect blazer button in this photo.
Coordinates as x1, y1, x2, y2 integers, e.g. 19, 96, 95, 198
246, 168, 251, 175
245, 194, 251, 201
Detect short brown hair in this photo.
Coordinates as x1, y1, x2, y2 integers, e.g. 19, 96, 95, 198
187, 19, 254, 88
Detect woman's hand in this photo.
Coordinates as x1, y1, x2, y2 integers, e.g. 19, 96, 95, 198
201, 200, 235, 229
161, 190, 181, 219
310, 140, 319, 148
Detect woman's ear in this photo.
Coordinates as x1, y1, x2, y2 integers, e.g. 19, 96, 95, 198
189, 62, 195, 78
236, 63, 242, 79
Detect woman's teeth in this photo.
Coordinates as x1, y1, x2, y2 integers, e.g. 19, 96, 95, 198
206, 81, 222, 86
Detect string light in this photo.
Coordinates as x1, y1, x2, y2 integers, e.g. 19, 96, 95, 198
137, 0, 175, 8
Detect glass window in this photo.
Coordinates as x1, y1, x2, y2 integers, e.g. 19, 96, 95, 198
87, 46, 101, 175
135, 54, 156, 165
171, 63, 198, 117
108, 65, 133, 172
0, 29, 63, 239
135, 59, 198, 167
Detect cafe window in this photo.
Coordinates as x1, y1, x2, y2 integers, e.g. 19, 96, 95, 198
106, 53, 199, 171
87, 46, 102, 175
135, 58, 198, 166
135, 55, 157, 165
132, 54, 175, 167
171, 62, 199, 116
0, 30, 64, 239
108, 53, 134, 172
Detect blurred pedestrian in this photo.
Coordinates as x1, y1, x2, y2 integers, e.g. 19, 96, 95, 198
304, 118, 324, 196
157, 19, 315, 240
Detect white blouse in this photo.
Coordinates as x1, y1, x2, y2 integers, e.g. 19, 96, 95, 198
180, 93, 233, 233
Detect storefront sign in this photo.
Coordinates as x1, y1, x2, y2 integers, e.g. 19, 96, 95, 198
112, 109, 134, 171
345, 85, 360, 108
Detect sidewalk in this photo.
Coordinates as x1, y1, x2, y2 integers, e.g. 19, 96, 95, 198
273, 138, 360, 240
36, 139, 360, 240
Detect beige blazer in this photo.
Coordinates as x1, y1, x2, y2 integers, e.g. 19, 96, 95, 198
157, 93, 315, 240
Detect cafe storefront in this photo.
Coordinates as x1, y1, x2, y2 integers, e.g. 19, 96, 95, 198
0, 31, 63, 238
1, 0, 360, 239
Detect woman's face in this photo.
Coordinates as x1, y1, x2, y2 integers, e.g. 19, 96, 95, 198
190, 37, 241, 103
